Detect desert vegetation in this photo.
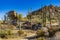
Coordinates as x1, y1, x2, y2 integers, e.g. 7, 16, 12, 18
0, 5, 60, 40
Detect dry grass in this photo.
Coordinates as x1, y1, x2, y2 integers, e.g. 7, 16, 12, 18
0, 37, 27, 40
0, 30, 36, 40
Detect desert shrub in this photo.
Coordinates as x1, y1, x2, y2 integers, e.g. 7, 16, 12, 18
0, 30, 7, 38
0, 29, 13, 38
48, 28, 56, 37
5, 29, 13, 35
37, 37, 45, 40
18, 30, 24, 36
36, 30, 45, 37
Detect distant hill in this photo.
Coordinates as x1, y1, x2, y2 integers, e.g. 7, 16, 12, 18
27, 5, 60, 23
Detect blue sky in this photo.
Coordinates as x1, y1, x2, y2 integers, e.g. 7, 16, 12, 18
0, 0, 60, 20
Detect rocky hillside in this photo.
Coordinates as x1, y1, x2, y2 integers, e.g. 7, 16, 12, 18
27, 5, 60, 23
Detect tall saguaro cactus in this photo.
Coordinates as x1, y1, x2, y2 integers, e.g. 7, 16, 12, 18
42, 11, 46, 27
49, 12, 51, 27
4, 15, 7, 23
57, 12, 60, 27
28, 8, 32, 22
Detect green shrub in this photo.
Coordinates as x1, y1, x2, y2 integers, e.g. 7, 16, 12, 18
36, 30, 45, 37
18, 30, 24, 36
0, 30, 7, 38
37, 37, 45, 40
0, 29, 12, 38
5, 29, 13, 35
